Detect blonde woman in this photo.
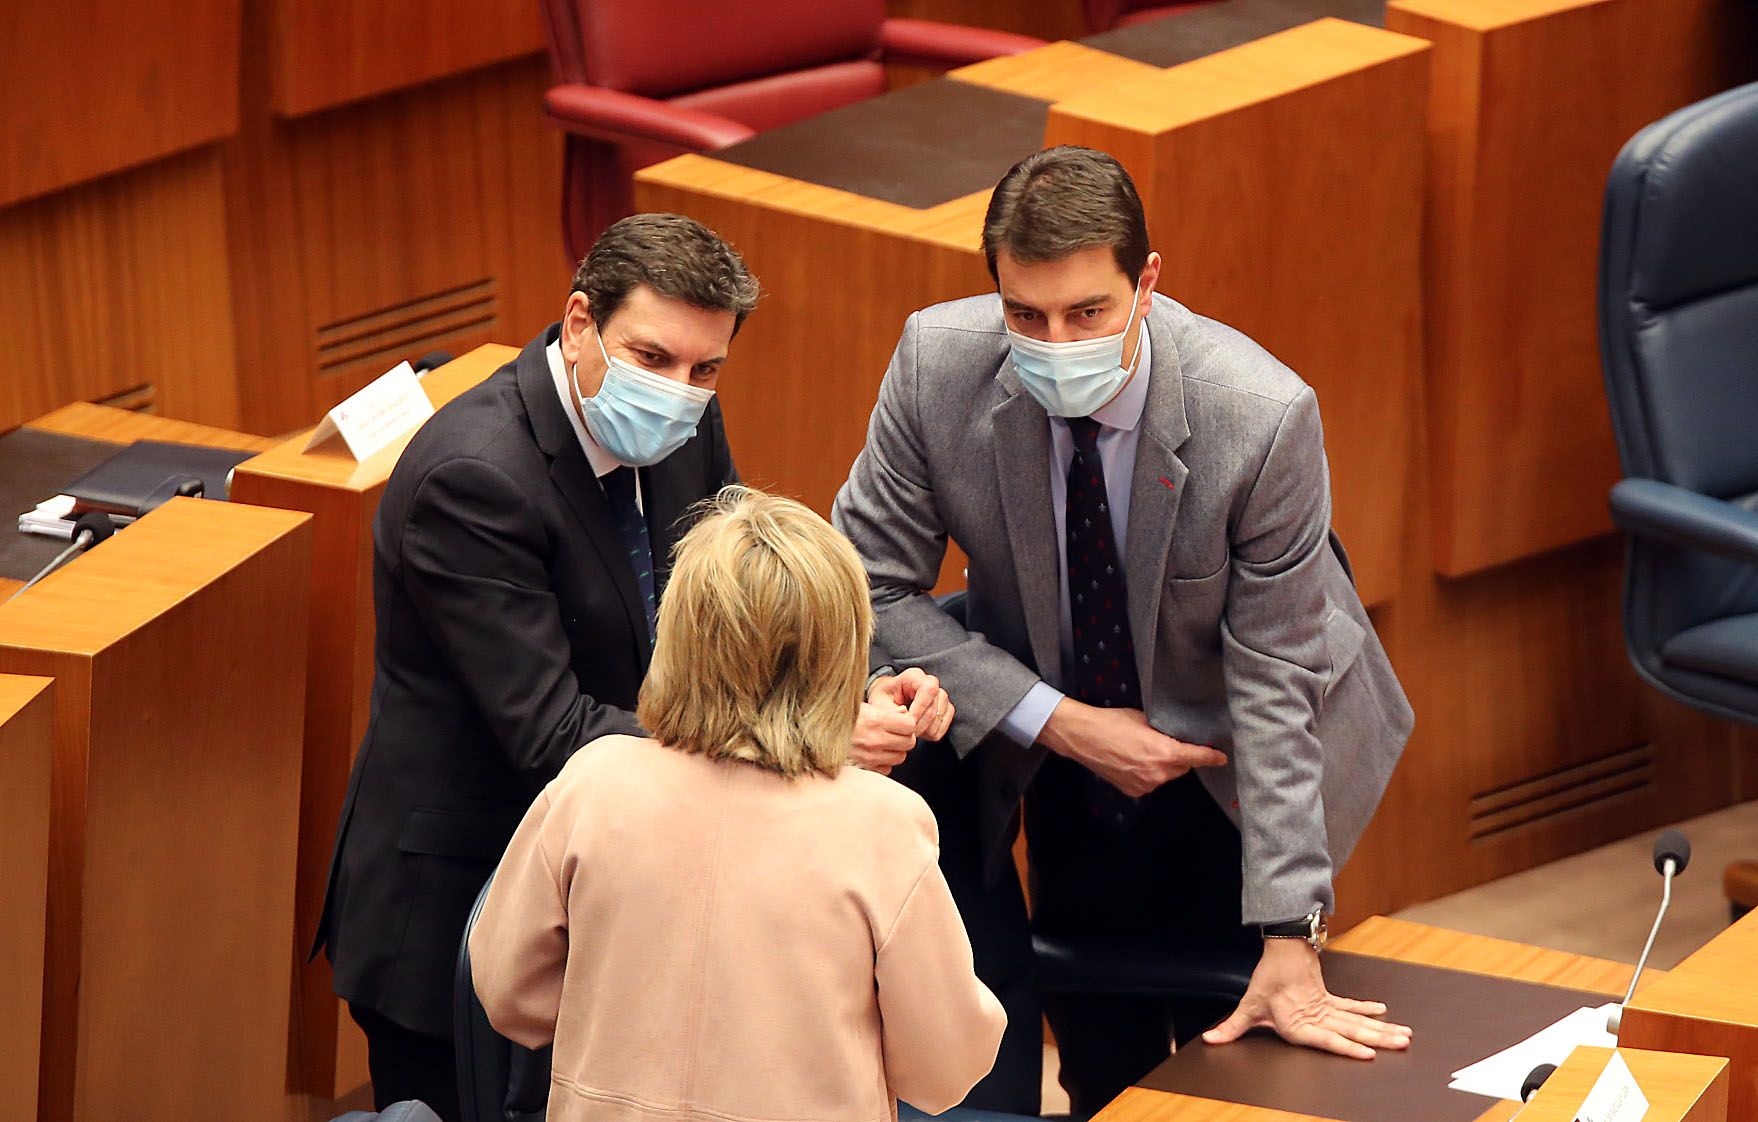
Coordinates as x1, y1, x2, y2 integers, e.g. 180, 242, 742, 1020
469, 487, 1006, 1122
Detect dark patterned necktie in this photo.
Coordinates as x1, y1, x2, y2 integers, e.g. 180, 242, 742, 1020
602, 466, 656, 644
1065, 416, 1143, 824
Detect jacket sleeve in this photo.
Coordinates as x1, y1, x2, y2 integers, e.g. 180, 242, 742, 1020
832, 313, 1042, 755
400, 456, 644, 779
468, 788, 570, 1049
875, 834, 1007, 1113
1220, 386, 1335, 923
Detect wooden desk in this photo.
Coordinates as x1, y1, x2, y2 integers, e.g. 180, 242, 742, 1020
229, 343, 512, 1097
0, 675, 53, 1122
0, 497, 312, 1122
1095, 917, 1657, 1122
1524, 1046, 1727, 1122
1622, 906, 1758, 1120
1384, 0, 1756, 577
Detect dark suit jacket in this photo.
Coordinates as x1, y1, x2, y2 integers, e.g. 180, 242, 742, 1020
314, 324, 736, 1036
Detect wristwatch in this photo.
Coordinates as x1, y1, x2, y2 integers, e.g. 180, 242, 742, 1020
1261, 906, 1328, 952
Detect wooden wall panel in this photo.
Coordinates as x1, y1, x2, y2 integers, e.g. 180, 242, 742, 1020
0, 0, 241, 206
0, 676, 53, 1122
271, 0, 547, 117
1045, 19, 1429, 608
1387, 0, 1758, 577
226, 49, 569, 435
0, 148, 240, 433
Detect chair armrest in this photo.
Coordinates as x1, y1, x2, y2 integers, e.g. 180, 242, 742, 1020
878, 18, 1047, 69
1610, 478, 1758, 565
542, 85, 756, 152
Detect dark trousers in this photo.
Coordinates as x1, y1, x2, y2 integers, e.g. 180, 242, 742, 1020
350, 1002, 462, 1122
1026, 755, 1257, 1118
891, 741, 1044, 1115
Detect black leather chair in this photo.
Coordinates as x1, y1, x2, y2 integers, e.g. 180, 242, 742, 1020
455, 875, 553, 1122
1599, 80, 1758, 919
930, 590, 1258, 1012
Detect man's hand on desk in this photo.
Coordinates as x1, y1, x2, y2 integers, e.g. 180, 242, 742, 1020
1203, 938, 1414, 1060
1039, 700, 1227, 797
855, 668, 955, 774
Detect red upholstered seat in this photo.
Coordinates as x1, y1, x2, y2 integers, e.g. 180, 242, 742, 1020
538, 0, 1045, 262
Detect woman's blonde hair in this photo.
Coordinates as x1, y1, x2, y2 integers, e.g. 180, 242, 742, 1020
638, 486, 872, 778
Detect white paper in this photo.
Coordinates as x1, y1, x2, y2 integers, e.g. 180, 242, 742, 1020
1578, 1052, 1649, 1122
304, 361, 435, 460
1446, 1003, 1620, 1101
18, 494, 77, 539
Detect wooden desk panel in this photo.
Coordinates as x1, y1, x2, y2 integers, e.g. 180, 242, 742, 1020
270, 0, 546, 117
0, 498, 311, 1122
0, 150, 241, 432
26, 401, 276, 453
1524, 1047, 1727, 1122
1045, 18, 1429, 607
0, 675, 53, 1122
0, 0, 241, 206
1385, 0, 1757, 577
230, 343, 512, 1096
1622, 908, 1758, 1121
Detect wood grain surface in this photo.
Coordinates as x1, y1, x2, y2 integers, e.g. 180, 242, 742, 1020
270, 0, 545, 117
1385, 0, 1758, 577
0, 675, 53, 1122
229, 343, 511, 1096
1622, 908, 1758, 1121
0, 0, 241, 206
0, 498, 311, 1122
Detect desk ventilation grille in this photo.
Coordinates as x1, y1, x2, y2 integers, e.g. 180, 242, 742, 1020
1469, 743, 1654, 841
316, 279, 498, 377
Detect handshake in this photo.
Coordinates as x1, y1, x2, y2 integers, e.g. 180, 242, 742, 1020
853, 669, 1226, 796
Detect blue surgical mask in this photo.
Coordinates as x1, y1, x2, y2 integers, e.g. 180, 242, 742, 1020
574, 331, 713, 467
1005, 289, 1146, 418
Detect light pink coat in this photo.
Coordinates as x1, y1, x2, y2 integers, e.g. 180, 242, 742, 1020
469, 735, 1006, 1122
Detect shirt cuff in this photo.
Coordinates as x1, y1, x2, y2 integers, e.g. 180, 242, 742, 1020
996, 681, 1064, 748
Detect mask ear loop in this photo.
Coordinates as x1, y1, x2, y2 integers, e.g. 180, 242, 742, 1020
1122, 279, 1149, 372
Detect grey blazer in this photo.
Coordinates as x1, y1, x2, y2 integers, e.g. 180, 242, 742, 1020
832, 293, 1413, 923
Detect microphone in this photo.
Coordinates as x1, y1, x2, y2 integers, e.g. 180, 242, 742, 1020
1607, 829, 1691, 1034
5, 512, 116, 603
141, 474, 205, 514
1522, 1063, 1557, 1102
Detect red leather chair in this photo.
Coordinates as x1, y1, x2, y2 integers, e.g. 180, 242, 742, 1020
1084, 0, 1217, 31
538, 0, 1045, 262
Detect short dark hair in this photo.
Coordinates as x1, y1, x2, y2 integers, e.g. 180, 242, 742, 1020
573, 213, 761, 333
982, 146, 1150, 283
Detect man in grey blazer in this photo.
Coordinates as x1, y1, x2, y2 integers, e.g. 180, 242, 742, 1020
833, 146, 1415, 1116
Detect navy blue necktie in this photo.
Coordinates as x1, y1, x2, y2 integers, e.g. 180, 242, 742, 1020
602, 466, 656, 643
1065, 417, 1143, 824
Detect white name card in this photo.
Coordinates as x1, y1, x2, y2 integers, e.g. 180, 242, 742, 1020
304, 361, 435, 460
1577, 1052, 1649, 1122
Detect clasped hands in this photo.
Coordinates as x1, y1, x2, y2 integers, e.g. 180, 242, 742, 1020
852, 668, 954, 773
1041, 697, 1413, 1061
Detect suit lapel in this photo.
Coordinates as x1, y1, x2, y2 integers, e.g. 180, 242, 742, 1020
515, 330, 651, 668
992, 360, 1064, 685
1123, 303, 1192, 695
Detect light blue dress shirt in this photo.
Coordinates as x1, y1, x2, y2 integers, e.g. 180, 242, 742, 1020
995, 329, 1152, 747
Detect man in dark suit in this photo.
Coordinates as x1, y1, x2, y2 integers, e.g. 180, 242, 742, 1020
314, 214, 953, 1118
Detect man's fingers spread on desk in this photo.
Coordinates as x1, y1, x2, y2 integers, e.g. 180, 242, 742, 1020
1292, 1023, 1375, 1061
1333, 996, 1390, 1017
1328, 1011, 1411, 1049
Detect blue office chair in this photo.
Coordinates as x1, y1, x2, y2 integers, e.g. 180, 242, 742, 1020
1599, 80, 1758, 919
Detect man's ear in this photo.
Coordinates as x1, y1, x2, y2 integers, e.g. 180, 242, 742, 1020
560, 292, 594, 366
1138, 251, 1163, 305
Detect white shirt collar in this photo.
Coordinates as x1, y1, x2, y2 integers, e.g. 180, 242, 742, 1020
547, 339, 622, 478
1091, 320, 1151, 431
